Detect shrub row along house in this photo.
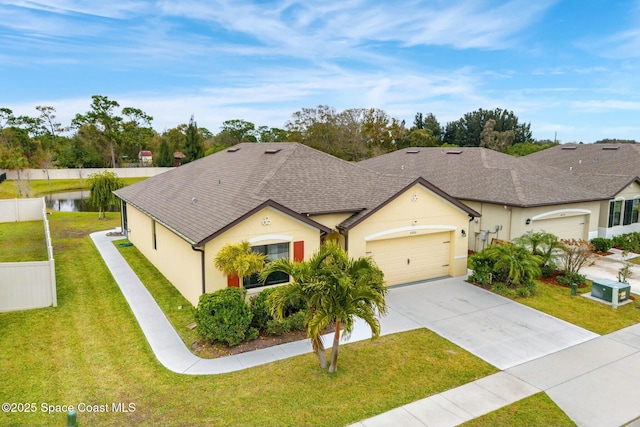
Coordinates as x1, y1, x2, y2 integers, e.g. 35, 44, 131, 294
114, 142, 640, 306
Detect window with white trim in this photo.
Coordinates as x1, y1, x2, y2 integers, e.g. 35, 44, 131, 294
609, 200, 623, 227
623, 199, 640, 225
243, 242, 290, 289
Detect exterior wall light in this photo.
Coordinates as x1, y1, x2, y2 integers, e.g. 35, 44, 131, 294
526, 218, 531, 225
461, 229, 466, 237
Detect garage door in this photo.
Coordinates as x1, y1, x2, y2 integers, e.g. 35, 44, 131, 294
532, 215, 587, 240
366, 232, 451, 286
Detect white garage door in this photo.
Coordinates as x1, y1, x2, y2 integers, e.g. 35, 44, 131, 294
366, 232, 451, 286
532, 215, 587, 240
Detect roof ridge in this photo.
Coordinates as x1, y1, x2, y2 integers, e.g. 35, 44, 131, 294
510, 169, 528, 204
251, 144, 298, 196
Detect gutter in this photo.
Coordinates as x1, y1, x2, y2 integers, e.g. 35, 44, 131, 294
191, 245, 206, 295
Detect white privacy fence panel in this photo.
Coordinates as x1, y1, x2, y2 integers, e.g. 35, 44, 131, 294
0, 198, 57, 312
2, 167, 172, 181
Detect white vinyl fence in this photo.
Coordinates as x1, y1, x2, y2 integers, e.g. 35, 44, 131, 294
1, 167, 172, 181
0, 198, 57, 312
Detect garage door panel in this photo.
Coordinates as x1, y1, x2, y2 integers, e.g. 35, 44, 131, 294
532, 215, 587, 240
366, 232, 451, 286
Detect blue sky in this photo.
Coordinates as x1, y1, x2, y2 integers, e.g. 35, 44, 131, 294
1, 0, 639, 143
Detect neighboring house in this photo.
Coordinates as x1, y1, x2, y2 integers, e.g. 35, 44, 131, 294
358, 147, 606, 251
115, 143, 479, 306
138, 150, 153, 167
526, 144, 640, 238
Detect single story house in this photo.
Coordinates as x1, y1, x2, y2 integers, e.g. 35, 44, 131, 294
526, 144, 640, 238
115, 143, 479, 306
358, 147, 607, 251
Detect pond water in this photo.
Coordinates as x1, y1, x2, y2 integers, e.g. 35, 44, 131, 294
45, 191, 120, 212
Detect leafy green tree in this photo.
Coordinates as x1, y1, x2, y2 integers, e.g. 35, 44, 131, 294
121, 107, 154, 164
214, 241, 267, 290
506, 141, 557, 157
403, 128, 438, 147
263, 242, 387, 373
155, 137, 173, 167
1, 149, 29, 196
88, 171, 124, 219
480, 119, 514, 152
218, 119, 257, 145
72, 95, 123, 168
484, 243, 542, 288
443, 108, 532, 148
183, 115, 205, 164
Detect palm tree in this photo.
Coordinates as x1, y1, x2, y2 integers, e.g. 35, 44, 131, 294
485, 243, 542, 287
263, 242, 388, 373
262, 245, 335, 369
214, 241, 267, 289
513, 231, 561, 267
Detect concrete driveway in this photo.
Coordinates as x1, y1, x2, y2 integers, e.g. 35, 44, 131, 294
383, 278, 598, 370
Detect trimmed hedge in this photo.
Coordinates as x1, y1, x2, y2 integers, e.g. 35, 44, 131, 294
195, 288, 256, 346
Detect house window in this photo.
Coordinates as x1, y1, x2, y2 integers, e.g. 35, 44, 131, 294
623, 199, 640, 225
609, 200, 623, 227
243, 242, 290, 289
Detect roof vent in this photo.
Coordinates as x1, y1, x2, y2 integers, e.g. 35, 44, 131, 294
264, 148, 281, 154
561, 146, 577, 150
602, 146, 619, 150
406, 149, 420, 154
446, 150, 463, 154
227, 147, 240, 152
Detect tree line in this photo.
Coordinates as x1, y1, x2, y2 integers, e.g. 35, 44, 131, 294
1, 95, 561, 172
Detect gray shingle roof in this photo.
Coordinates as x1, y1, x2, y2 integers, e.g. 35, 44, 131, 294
526, 144, 640, 197
115, 143, 478, 245
358, 147, 606, 207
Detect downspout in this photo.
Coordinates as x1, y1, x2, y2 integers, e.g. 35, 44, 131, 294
191, 245, 206, 295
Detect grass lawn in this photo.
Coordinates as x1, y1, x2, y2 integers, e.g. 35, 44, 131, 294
460, 392, 576, 427
0, 220, 48, 262
0, 178, 146, 199
515, 280, 640, 335
0, 211, 499, 427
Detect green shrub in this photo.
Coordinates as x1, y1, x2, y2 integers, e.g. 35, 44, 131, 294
468, 251, 495, 285
541, 262, 557, 278
491, 283, 516, 298
195, 288, 254, 346
557, 273, 586, 287
517, 282, 537, 298
249, 288, 275, 331
265, 311, 306, 336
591, 237, 613, 253
612, 233, 640, 252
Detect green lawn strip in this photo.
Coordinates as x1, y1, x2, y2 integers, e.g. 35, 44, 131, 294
515, 280, 640, 335
0, 220, 48, 261
460, 392, 576, 427
1, 211, 499, 427
0, 177, 147, 199
114, 240, 199, 348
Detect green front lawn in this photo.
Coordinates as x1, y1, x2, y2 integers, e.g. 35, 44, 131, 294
0, 211, 499, 427
0, 220, 48, 262
516, 280, 640, 335
461, 392, 576, 427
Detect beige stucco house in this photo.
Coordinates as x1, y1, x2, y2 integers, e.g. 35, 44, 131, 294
358, 147, 607, 252
115, 143, 479, 306
527, 143, 640, 239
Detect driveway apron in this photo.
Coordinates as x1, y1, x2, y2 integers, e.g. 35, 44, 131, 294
385, 278, 598, 370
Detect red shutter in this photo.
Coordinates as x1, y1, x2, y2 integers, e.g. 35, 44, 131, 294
227, 275, 240, 287
293, 241, 304, 262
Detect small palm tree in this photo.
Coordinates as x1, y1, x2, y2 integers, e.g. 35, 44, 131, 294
264, 242, 387, 373
513, 231, 561, 267
485, 243, 542, 287
214, 241, 267, 289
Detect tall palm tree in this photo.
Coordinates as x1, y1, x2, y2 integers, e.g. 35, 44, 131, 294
485, 243, 542, 287
263, 242, 388, 373
214, 241, 267, 290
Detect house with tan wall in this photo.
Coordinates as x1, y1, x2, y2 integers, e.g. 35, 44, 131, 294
115, 143, 479, 306
358, 147, 607, 252
527, 144, 640, 239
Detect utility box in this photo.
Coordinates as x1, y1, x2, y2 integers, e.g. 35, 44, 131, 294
591, 279, 631, 303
